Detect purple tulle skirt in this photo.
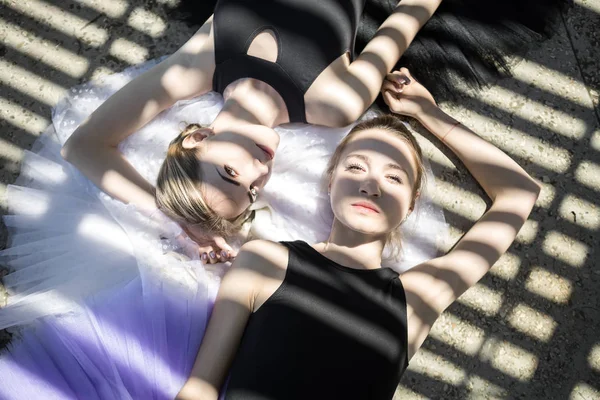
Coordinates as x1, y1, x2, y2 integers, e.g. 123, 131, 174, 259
1, 273, 212, 400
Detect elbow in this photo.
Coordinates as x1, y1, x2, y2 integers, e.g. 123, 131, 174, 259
61, 135, 89, 165
60, 137, 77, 163
61, 135, 108, 164
523, 176, 542, 203
494, 176, 541, 218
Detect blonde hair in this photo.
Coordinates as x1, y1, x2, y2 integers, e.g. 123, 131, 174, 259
155, 123, 251, 237
325, 114, 426, 258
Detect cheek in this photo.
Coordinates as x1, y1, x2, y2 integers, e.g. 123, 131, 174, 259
384, 189, 413, 224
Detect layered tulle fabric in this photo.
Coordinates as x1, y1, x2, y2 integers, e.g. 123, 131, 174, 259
0, 272, 213, 400
0, 59, 447, 398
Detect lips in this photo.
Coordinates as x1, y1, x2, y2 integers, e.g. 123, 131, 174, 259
351, 202, 380, 213
256, 144, 275, 161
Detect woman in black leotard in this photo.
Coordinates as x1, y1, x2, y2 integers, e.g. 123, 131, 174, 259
59, 0, 565, 264
176, 69, 540, 400
60, 0, 445, 262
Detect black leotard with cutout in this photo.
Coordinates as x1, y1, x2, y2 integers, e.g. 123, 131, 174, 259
213, 0, 366, 123
224, 240, 408, 400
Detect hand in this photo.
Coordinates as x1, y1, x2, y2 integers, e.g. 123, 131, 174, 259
381, 68, 437, 119
182, 223, 237, 265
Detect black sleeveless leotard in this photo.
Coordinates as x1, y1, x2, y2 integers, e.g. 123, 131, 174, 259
224, 241, 409, 400
213, 0, 366, 123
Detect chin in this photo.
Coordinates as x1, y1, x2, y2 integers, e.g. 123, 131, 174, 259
340, 218, 385, 237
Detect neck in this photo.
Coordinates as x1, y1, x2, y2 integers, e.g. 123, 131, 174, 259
212, 79, 288, 130
315, 219, 387, 270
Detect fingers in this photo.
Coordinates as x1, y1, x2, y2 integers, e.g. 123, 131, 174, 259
212, 236, 237, 259
198, 241, 235, 265
383, 90, 402, 114
382, 79, 401, 94
198, 248, 230, 264
386, 67, 419, 89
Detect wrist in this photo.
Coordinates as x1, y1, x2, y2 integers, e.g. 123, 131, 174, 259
414, 102, 440, 122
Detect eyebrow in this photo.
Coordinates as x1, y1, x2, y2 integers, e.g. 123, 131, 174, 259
346, 154, 409, 176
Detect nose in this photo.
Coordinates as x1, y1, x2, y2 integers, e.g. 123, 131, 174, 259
359, 178, 381, 198
242, 159, 270, 192
253, 158, 270, 176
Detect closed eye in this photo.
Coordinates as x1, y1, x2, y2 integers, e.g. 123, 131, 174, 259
346, 163, 365, 172
387, 174, 403, 184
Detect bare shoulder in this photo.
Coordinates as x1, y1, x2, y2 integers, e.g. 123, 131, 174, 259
161, 16, 216, 100
233, 240, 290, 311
236, 240, 289, 272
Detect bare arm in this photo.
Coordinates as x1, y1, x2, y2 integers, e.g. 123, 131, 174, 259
176, 240, 288, 400
383, 69, 541, 359
324, 0, 442, 125
61, 17, 215, 211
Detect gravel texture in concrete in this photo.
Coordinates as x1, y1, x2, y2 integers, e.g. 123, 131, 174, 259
0, 1, 598, 399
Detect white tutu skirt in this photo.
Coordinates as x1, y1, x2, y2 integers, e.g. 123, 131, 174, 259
0, 59, 448, 398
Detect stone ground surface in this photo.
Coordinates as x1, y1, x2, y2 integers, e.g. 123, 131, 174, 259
0, 0, 599, 399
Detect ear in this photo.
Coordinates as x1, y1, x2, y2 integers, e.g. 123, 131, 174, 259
182, 128, 212, 149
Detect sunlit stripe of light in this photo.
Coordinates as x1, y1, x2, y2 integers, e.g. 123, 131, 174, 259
6, 0, 109, 46
109, 38, 149, 65
536, 182, 556, 209
579, 0, 600, 15
76, 0, 129, 18
409, 348, 467, 385
127, 7, 167, 38
488, 86, 586, 141
513, 62, 593, 109
90, 66, 117, 81
525, 266, 572, 304
569, 382, 600, 400
0, 59, 67, 106
0, 182, 7, 206
575, 160, 600, 192
0, 137, 26, 164
508, 303, 558, 342
592, 129, 600, 152
458, 108, 572, 173
588, 344, 600, 373
455, 78, 587, 142
457, 284, 503, 317
559, 194, 600, 230
542, 230, 590, 268
78, 214, 132, 254
0, 97, 49, 134
155, 0, 180, 6
0, 17, 89, 78
481, 338, 538, 381
429, 313, 486, 356
394, 386, 429, 399
516, 219, 539, 244
465, 375, 508, 399
489, 252, 521, 281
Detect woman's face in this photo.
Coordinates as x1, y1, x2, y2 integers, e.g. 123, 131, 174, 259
329, 128, 419, 237
198, 124, 280, 219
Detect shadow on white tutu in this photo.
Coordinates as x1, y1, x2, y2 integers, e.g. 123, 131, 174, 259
0, 59, 448, 398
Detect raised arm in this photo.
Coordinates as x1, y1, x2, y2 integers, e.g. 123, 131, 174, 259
61, 17, 215, 212
382, 69, 541, 359
323, 0, 442, 125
